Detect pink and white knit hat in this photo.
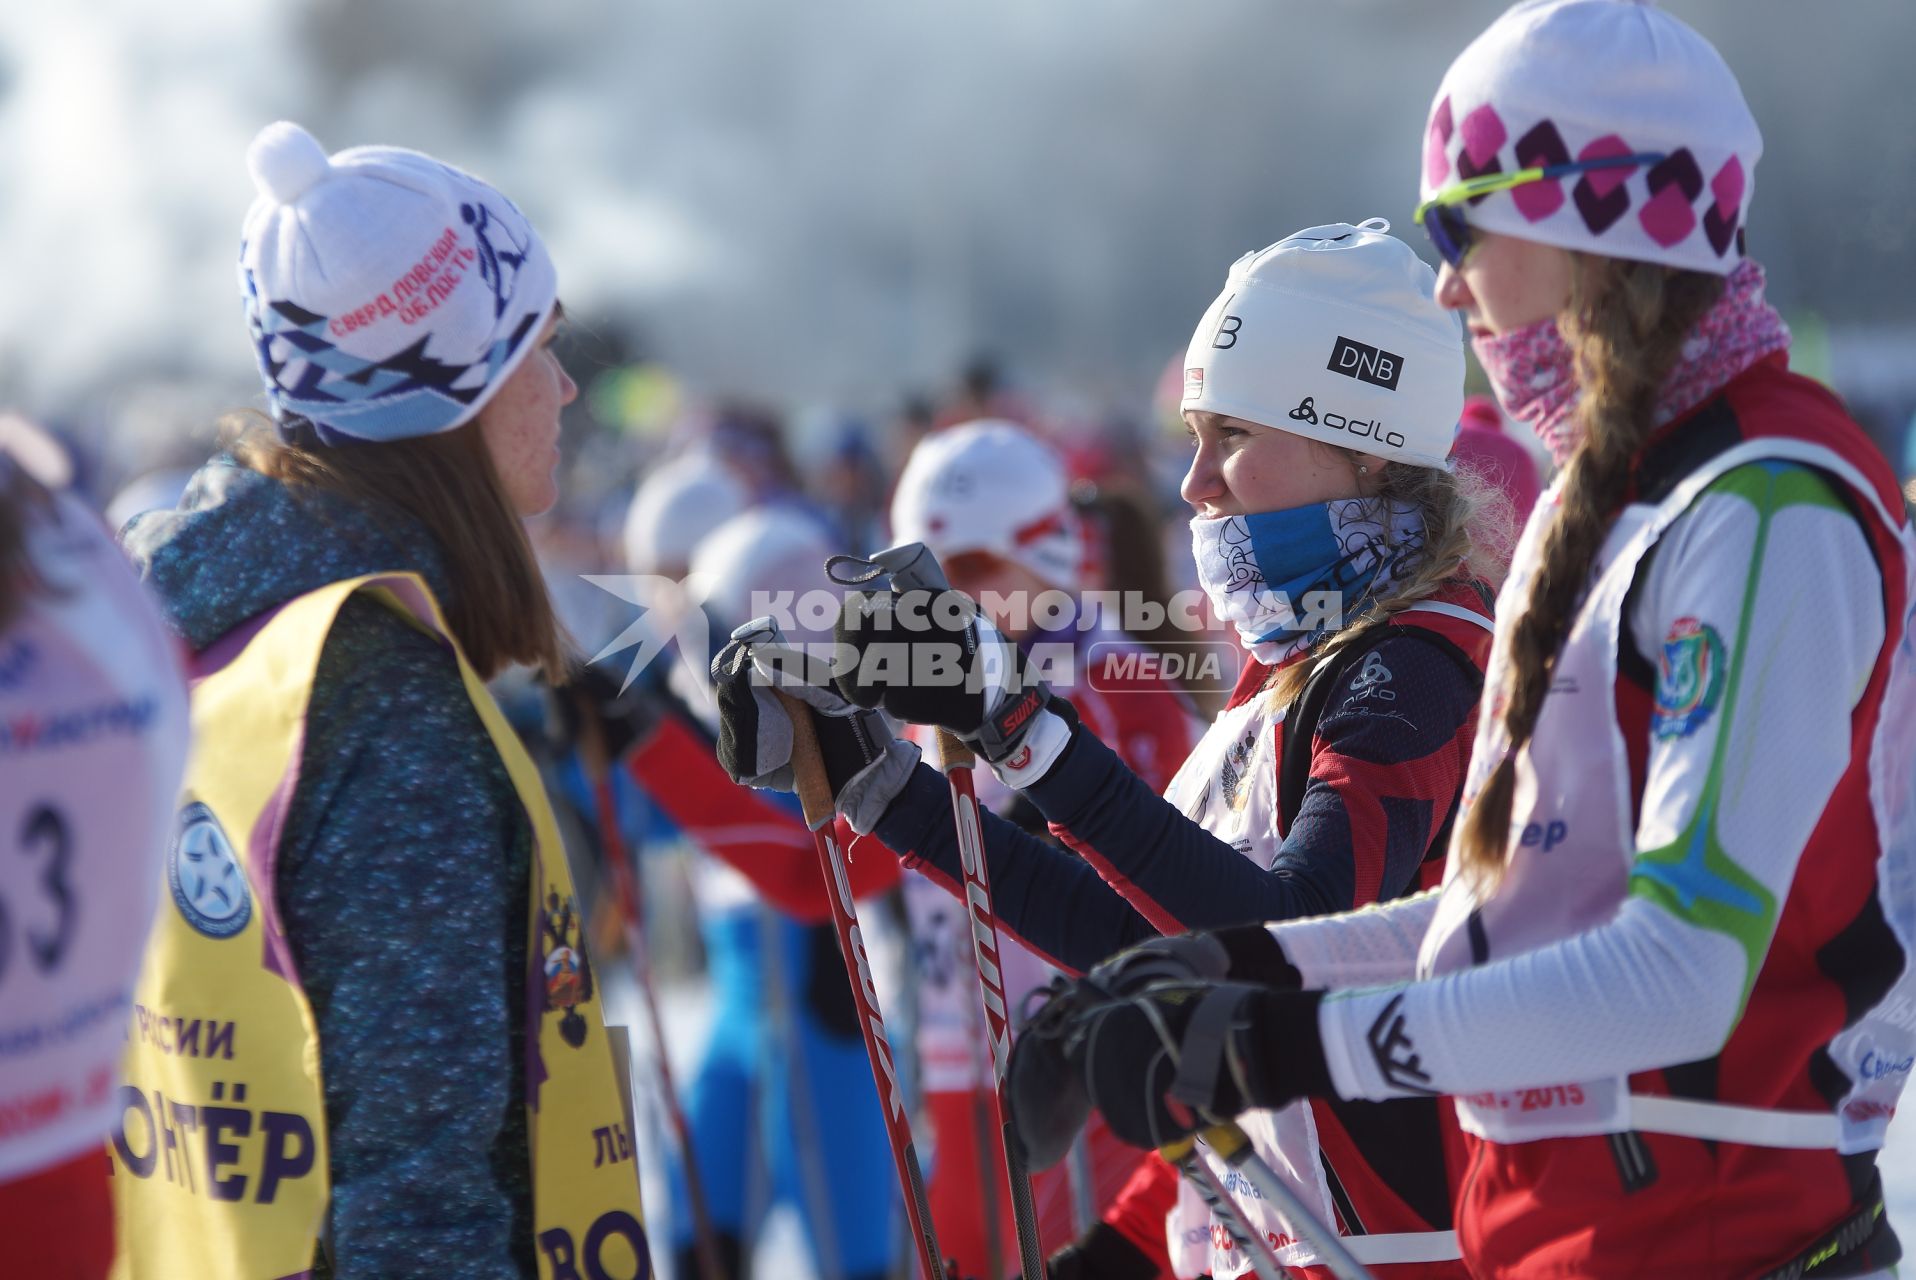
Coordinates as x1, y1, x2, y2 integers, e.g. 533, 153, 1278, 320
1421, 0, 1761, 276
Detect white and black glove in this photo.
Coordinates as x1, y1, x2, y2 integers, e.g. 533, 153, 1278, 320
830, 582, 1075, 786
712, 616, 920, 833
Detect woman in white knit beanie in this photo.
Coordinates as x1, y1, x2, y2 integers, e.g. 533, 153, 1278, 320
116, 122, 650, 1278
1064, 4, 1916, 1277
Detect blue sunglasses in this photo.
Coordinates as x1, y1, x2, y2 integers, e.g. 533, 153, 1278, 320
1414, 151, 1665, 267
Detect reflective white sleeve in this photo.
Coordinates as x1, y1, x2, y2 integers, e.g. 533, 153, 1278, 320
1320, 467, 1884, 1100
1267, 889, 1441, 989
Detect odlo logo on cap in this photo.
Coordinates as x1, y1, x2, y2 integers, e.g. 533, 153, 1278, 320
1328, 336, 1404, 391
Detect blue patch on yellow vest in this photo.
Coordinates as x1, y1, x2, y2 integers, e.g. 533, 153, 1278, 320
167, 801, 253, 938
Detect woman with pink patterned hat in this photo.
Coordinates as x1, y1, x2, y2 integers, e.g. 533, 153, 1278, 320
1046, 3, 1916, 1276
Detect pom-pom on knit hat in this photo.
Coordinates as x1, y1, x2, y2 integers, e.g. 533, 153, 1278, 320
1421, 0, 1761, 275
1181, 220, 1465, 471
238, 121, 559, 443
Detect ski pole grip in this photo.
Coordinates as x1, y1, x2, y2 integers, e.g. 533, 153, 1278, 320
936, 727, 976, 771
1199, 1122, 1254, 1162
1158, 1135, 1199, 1163
777, 690, 837, 831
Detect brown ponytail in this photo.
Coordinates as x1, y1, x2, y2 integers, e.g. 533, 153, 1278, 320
1453, 255, 1725, 884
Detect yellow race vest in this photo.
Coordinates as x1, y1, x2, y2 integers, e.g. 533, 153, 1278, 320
110, 573, 649, 1280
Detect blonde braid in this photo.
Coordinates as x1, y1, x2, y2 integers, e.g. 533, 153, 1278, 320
1453, 256, 1725, 883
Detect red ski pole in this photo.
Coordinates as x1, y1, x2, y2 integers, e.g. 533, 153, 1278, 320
778, 690, 945, 1280
577, 714, 729, 1280
861, 540, 1047, 1277
937, 730, 1047, 1279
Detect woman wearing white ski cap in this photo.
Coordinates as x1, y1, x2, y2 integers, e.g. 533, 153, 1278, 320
119, 121, 648, 1278
714, 221, 1503, 1279
1047, 4, 1916, 1278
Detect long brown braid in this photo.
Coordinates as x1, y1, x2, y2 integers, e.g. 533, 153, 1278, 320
1453, 255, 1725, 883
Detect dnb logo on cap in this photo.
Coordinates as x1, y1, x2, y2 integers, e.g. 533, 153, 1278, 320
1327, 336, 1404, 390
1654, 616, 1726, 738
1184, 367, 1204, 399
168, 801, 253, 938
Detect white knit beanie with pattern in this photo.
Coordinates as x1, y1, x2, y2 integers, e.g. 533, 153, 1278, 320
1181, 221, 1465, 470
238, 121, 559, 443
1421, 0, 1761, 275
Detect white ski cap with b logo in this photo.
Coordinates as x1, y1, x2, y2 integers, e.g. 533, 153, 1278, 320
1181, 220, 1465, 470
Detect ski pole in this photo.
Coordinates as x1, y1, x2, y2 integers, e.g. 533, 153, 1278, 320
1201, 1122, 1377, 1280
1158, 1135, 1287, 1280
757, 901, 846, 1280
936, 729, 1047, 1279
856, 542, 1048, 1280
777, 690, 945, 1280
577, 714, 729, 1280
963, 1010, 1008, 1280
1065, 1129, 1096, 1238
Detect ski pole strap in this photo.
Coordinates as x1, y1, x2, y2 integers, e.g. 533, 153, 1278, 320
1169, 987, 1248, 1112
1753, 1173, 1886, 1280
970, 680, 1052, 763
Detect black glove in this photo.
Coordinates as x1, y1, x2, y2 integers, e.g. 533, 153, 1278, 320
1086, 927, 1304, 999
1081, 982, 1333, 1152
1042, 1222, 1161, 1280
712, 617, 920, 832
831, 585, 1057, 766
1006, 976, 1099, 1171
547, 657, 666, 762
1009, 933, 1310, 1165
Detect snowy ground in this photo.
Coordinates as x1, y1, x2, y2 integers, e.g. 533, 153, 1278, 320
604, 954, 1916, 1280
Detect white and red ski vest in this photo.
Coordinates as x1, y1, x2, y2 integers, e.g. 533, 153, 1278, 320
1417, 361, 1916, 1276
1168, 597, 1490, 1279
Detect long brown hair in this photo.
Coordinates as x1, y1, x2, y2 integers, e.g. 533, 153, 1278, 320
1263, 444, 1512, 708
1453, 255, 1724, 883
233, 414, 569, 680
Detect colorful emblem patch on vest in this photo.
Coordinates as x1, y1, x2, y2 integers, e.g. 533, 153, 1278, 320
168, 801, 253, 938
1654, 616, 1726, 739
539, 888, 594, 1048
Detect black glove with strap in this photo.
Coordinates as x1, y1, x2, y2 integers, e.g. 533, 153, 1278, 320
1081, 981, 1334, 1152
1005, 930, 1306, 1168
1086, 927, 1304, 999
833, 584, 1059, 757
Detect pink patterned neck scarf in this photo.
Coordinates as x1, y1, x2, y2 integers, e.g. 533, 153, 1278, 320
1472, 259, 1791, 465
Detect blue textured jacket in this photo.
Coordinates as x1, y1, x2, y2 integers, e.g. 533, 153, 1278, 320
124, 457, 537, 1278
